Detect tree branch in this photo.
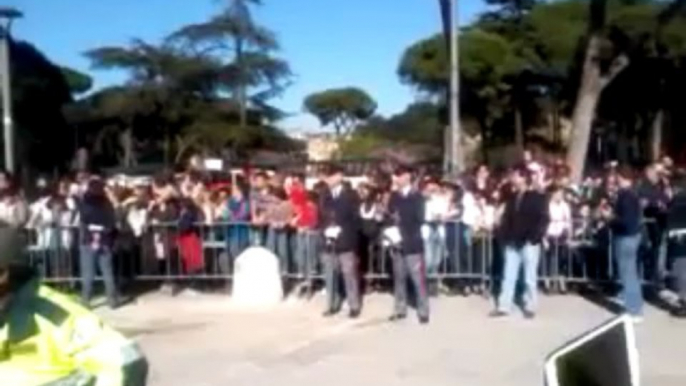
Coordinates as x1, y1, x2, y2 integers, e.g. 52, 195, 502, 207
600, 54, 629, 89
175, 134, 199, 163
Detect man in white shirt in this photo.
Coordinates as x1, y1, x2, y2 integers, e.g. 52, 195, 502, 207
422, 180, 449, 275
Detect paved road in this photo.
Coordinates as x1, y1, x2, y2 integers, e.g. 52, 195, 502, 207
99, 292, 686, 386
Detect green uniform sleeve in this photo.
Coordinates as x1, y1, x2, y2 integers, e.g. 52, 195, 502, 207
61, 313, 149, 386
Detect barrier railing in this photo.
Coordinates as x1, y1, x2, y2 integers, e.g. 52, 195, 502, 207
22, 218, 668, 294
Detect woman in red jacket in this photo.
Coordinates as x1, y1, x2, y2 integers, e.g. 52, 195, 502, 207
291, 188, 319, 279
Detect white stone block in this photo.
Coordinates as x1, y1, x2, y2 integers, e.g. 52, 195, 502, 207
231, 247, 283, 309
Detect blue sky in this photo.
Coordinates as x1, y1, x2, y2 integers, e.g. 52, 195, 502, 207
9, 0, 484, 132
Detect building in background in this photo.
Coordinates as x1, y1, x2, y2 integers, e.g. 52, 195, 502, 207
298, 133, 339, 161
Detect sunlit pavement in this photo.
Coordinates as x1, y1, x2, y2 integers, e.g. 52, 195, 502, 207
98, 291, 686, 386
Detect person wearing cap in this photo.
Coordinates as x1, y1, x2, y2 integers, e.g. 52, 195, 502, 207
321, 165, 362, 318
386, 166, 429, 324
0, 223, 149, 386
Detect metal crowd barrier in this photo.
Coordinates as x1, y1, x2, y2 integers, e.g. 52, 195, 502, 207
22, 218, 668, 295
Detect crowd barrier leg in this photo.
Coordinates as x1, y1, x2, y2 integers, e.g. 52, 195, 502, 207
479, 236, 490, 297
27, 222, 665, 306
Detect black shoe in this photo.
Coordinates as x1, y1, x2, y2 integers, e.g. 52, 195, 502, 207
108, 300, 121, 310
523, 310, 536, 320
428, 283, 439, 297
489, 310, 508, 318
349, 309, 361, 319
323, 308, 340, 317
671, 306, 686, 318
419, 315, 430, 324
388, 313, 406, 322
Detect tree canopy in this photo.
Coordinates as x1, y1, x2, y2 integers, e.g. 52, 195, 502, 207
9, 39, 76, 174
15, 0, 686, 174
303, 87, 377, 138
67, 0, 297, 168
388, 0, 686, 171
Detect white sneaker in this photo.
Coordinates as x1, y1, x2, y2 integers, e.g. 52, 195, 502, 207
631, 315, 643, 324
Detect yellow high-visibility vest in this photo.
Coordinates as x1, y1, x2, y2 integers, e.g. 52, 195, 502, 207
0, 280, 148, 386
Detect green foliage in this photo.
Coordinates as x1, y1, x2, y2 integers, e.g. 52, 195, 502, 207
74, 0, 294, 167
60, 67, 93, 95
337, 133, 388, 158
10, 40, 75, 173
339, 101, 445, 162
167, 0, 291, 128
357, 102, 443, 146
483, 0, 538, 16
524, 0, 587, 71
303, 87, 377, 137
398, 28, 525, 98
461, 28, 526, 96
398, 34, 447, 94
395, 0, 686, 165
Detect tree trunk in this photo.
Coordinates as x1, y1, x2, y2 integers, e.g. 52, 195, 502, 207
477, 116, 489, 163
514, 106, 524, 153
119, 128, 136, 168
174, 135, 196, 164
551, 102, 561, 147
651, 109, 664, 162
566, 34, 627, 182
567, 36, 602, 182
235, 38, 248, 130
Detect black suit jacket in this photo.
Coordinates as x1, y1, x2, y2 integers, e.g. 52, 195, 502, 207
322, 184, 361, 253
499, 190, 549, 248
387, 189, 425, 255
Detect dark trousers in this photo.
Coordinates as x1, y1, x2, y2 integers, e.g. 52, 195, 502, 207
80, 245, 119, 307
390, 248, 429, 318
643, 225, 667, 288
673, 258, 686, 302
323, 251, 361, 312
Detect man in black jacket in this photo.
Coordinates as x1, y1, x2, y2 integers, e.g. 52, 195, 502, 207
492, 166, 549, 319
321, 166, 362, 318
386, 166, 429, 324
637, 163, 671, 291
610, 168, 644, 320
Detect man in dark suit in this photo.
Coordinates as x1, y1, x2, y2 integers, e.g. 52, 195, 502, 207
386, 166, 429, 324
321, 166, 362, 318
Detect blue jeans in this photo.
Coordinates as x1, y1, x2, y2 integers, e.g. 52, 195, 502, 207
497, 243, 541, 313
267, 227, 290, 262
250, 226, 268, 246
294, 231, 320, 277
80, 245, 118, 307
614, 234, 643, 316
423, 225, 445, 275
225, 224, 250, 258
460, 224, 474, 274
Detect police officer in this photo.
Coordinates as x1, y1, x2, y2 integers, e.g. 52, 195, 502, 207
386, 166, 429, 324
321, 166, 362, 318
0, 223, 148, 386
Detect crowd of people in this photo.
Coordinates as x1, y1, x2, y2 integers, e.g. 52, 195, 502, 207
2, 150, 684, 323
